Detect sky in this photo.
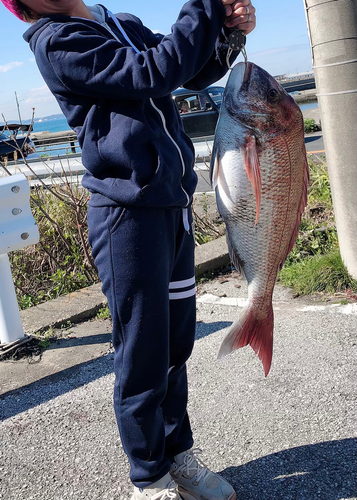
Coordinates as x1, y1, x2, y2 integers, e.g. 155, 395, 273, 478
0, 0, 313, 121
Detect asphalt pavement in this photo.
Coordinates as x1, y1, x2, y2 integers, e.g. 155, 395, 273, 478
1, 263, 356, 500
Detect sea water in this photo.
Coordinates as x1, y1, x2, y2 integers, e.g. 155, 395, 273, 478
26, 100, 318, 158
32, 100, 319, 135
32, 115, 71, 134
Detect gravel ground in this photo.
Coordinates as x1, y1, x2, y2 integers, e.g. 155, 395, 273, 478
1, 274, 356, 500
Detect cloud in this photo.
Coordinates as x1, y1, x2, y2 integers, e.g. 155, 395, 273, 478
250, 43, 310, 59
25, 85, 55, 105
0, 61, 24, 73
250, 47, 289, 58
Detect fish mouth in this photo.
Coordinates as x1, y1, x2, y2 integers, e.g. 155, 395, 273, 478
232, 61, 252, 91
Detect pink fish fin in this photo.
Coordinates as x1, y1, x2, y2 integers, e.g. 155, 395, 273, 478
217, 302, 274, 377
210, 143, 221, 189
244, 135, 262, 226
226, 233, 246, 278
279, 154, 310, 270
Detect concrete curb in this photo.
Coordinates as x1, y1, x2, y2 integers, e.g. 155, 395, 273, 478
19, 236, 229, 335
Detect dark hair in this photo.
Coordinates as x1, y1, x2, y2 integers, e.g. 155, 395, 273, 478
16, 0, 43, 22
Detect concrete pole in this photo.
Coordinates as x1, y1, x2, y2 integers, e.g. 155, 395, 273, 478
303, 0, 357, 279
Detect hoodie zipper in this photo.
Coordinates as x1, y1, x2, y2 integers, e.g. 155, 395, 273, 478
103, 12, 190, 208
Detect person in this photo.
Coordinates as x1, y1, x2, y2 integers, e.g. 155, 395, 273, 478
180, 101, 190, 114
1, 1, 256, 499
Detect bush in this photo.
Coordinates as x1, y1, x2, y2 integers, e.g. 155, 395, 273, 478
9, 181, 98, 309
304, 118, 320, 133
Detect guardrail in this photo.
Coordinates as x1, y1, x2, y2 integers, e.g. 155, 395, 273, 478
31, 130, 80, 158
1, 131, 213, 187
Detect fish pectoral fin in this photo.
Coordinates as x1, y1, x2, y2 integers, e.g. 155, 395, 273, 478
244, 135, 262, 226
211, 155, 220, 190
210, 144, 220, 189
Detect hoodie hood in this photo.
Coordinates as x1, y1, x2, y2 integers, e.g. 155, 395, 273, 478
1, 0, 25, 21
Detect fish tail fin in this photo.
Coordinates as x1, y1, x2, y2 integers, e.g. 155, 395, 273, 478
217, 303, 274, 376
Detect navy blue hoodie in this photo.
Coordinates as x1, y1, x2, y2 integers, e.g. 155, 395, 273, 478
23, 1, 239, 208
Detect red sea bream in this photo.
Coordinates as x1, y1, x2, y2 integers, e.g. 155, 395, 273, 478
211, 62, 309, 376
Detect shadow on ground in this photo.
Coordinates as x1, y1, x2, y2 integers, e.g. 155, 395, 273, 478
305, 135, 323, 144
220, 438, 357, 500
47, 332, 112, 349
195, 321, 232, 340
0, 354, 114, 421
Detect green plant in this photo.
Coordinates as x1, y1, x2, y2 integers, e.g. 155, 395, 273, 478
304, 118, 320, 133
96, 306, 111, 320
38, 338, 51, 349
9, 183, 98, 309
308, 161, 333, 207
279, 247, 357, 296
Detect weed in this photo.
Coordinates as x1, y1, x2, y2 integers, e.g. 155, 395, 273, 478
279, 247, 357, 296
96, 306, 111, 320
38, 338, 51, 349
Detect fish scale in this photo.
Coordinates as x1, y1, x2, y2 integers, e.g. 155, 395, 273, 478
211, 62, 309, 376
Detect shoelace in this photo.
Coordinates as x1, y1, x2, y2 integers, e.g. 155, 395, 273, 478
177, 448, 209, 482
150, 480, 178, 500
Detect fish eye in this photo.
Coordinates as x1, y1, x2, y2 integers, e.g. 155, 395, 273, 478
267, 88, 279, 102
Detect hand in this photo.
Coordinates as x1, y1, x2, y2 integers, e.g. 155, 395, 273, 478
221, 0, 256, 34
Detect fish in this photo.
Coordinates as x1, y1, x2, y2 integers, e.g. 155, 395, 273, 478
211, 61, 309, 376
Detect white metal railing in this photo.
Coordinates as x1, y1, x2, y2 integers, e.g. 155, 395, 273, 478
0, 174, 39, 344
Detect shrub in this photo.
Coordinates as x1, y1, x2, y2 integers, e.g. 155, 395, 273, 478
304, 118, 320, 133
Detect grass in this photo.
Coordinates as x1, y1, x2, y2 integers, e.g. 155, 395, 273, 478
278, 158, 357, 297
279, 248, 357, 296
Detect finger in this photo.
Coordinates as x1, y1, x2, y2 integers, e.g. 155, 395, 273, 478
224, 5, 232, 16
225, 12, 256, 34
231, 3, 256, 18
226, 19, 256, 34
229, 0, 251, 10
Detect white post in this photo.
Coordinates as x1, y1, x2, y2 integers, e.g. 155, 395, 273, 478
0, 253, 25, 343
0, 174, 39, 344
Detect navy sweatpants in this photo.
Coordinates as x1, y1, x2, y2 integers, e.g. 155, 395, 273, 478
87, 199, 196, 487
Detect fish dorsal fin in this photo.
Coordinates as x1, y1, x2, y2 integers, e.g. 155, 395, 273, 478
244, 135, 261, 226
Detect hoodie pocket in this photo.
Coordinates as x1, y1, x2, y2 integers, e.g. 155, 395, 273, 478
108, 206, 127, 234
141, 138, 181, 196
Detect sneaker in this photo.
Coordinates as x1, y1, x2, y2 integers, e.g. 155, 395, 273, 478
131, 472, 182, 500
170, 448, 236, 500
